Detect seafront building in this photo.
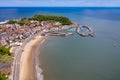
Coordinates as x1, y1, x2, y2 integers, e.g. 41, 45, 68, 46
0, 20, 63, 46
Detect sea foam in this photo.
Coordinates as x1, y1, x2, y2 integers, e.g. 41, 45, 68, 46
36, 65, 44, 80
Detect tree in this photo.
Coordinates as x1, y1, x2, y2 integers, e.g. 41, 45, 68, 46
0, 46, 11, 55
7, 20, 17, 24
18, 18, 30, 26
0, 74, 8, 80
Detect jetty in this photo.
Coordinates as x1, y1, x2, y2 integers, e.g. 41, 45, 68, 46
43, 31, 73, 37
76, 24, 94, 37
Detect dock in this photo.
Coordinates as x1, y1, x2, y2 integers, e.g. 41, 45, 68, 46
44, 31, 73, 37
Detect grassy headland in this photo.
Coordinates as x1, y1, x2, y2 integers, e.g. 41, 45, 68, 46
29, 14, 73, 25
7, 14, 73, 26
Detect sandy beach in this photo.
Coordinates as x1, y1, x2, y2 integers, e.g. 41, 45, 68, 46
19, 36, 45, 80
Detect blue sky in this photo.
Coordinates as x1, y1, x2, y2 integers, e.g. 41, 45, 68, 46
0, 0, 120, 7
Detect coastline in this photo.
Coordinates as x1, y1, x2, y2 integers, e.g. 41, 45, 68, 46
0, 15, 76, 80
0, 7, 120, 80
0, 20, 8, 24
35, 38, 46, 80
19, 36, 46, 80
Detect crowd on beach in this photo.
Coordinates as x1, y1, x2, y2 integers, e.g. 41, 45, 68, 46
0, 20, 73, 47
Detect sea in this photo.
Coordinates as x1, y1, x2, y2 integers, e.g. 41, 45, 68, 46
0, 7, 120, 80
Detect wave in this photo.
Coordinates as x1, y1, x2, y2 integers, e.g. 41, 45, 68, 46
36, 65, 44, 80
35, 38, 46, 80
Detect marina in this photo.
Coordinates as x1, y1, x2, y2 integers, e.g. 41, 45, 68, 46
41, 24, 94, 37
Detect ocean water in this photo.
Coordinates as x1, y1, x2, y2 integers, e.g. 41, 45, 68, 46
0, 7, 120, 80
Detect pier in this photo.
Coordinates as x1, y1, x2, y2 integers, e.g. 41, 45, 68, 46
43, 31, 73, 37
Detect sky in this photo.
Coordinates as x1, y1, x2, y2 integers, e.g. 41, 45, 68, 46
0, 0, 120, 7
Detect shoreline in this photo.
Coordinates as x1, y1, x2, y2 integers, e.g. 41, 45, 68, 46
35, 39, 46, 80
0, 20, 8, 24
19, 35, 46, 80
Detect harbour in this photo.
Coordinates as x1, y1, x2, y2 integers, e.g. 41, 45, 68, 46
0, 7, 120, 80
42, 24, 94, 37
76, 24, 94, 37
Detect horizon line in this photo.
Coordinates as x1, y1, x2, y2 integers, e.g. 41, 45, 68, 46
0, 6, 120, 8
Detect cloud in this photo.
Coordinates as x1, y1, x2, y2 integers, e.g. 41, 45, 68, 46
0, 0, 120, 6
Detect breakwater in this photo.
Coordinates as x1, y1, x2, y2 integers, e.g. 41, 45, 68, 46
76, 24, 94, 37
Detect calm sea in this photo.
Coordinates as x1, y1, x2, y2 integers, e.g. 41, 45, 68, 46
0, 7, 120, 80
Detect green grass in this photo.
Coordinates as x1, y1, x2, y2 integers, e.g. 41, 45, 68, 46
0, 74, 8, 80
0, 46, 13, 63
0, 54, 13, 63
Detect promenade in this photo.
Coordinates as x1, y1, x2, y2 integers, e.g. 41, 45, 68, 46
11, 34, 45, 80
